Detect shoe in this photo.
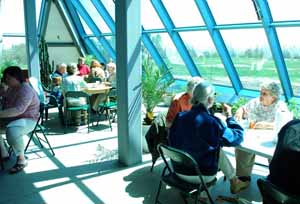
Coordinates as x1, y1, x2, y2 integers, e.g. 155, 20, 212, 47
9, 161, 28, 174
238, 176, 251, 182
230, 177, 250, 194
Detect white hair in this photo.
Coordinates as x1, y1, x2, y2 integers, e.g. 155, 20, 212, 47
186, 76, 204, 95
190, 81, 215, 107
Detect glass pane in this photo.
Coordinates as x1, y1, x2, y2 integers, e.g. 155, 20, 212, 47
180, 31, 231, 86
277, 27, 300, 96
207, 0, 260, 24
101, 0, 115, 21
2, 0, 25, 33
162, 0, 204, 27
0, 37, 27, 72
221, 29, 280, 91
149, 33, 190, 78
79, 0, 110, 33
78, 14, 92, 35
141, 1, 164, 29
269, 0, 300, 21
36, 0, 42, 25
89, 36, 115, 62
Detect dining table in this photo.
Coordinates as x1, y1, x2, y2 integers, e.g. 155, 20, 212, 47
237, 128, 277, 159
83, 82, 112, 95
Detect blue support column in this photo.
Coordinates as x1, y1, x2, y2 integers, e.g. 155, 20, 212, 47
23, 0, 40, 79
256, 0, 293, 100
195, 0, 242, 94
116, 0, 142, 165
151, 0, 200, 77
70, 0, 116, 61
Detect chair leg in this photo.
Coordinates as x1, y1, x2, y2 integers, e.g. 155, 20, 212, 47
106, 108, 112, 131
154, 181, 163, 204
24, 131, 34, 153
39, 128, 55, 156
150, 160, 156, 172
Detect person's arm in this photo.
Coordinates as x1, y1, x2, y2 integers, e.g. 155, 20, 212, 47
165, 100, 180, 128
0, 86, 34, 118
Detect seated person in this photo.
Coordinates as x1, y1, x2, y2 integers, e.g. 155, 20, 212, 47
106, 62, 116, 88
87, 59, 106, 83
62, 63, 88, 125
267, 119, 300, 196
77, 57, 90, 77
165, 76, 203, 128
234, 82, 289, 185
50, 63, 67, 105
0, 66, 40, 174
169, 81, 248, 194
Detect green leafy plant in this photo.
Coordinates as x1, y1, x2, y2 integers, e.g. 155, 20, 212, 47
142, 56, 174, 124
288, 98, 300, 119
231, 97, 248, 115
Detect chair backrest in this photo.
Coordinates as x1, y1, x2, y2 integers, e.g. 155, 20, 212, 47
65, 91, 90, 105
158, 144, 206, 184
257, 178, 300, 204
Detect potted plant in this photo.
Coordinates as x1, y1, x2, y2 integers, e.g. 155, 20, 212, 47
142, 56, 174, 125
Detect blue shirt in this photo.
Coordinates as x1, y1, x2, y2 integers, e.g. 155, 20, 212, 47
169, 104, 244, 176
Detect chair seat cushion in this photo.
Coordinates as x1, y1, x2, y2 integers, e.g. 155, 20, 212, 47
99, 101, 117, 108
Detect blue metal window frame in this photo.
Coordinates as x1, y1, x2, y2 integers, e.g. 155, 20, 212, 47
151, 0, 201, 77
195, 0, 242, 94
63, 1, 106, 62
256, 0, 293, 101
70, 0, 116, 61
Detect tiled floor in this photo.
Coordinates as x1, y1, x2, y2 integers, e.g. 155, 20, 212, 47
0, 110, 268, 204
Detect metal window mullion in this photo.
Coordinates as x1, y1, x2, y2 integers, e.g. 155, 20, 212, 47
142, 27, 172, 79
151, 0, 200, 77
84, 38, 106, 62
91, 0, 115, 33
70, 0, 116, 61
37, 0, 51, 38
195, 0, 242, 94
256, 0, 293, 100
62, 0, 87, 55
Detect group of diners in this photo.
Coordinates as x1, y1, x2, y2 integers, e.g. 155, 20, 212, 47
164, 77, 299, 199
50, 57, 116, 126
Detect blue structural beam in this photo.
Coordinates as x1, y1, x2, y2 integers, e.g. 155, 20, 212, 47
151, 0, 201, 77
63, 1, 105, 61
195, 0, 242, 94
70, 0, 116, 61
37, 0, 51, 38
256, 0, 293, 100
93, 0, 171, 77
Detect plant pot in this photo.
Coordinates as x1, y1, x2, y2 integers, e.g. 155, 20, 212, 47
142, 124, 151, 153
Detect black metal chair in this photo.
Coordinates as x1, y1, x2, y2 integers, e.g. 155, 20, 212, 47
154, 144, 216, 204
24, 104, 55, 156
257, 178, 300, 204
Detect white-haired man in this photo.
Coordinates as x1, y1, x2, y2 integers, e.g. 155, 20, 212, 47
168, 81, 249, 194
165, 76, 203, 128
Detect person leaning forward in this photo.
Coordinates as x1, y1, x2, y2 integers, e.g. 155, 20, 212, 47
168, 81, 249, 194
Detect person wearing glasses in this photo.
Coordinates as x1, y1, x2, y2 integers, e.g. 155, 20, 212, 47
168, 81, 248, 195
234, 82, 289, 189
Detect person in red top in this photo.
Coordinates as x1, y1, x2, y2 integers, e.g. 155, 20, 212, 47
166, 76, 203, 128
77, 57, 90, 77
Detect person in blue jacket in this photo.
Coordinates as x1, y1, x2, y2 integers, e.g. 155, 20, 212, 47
169, 81, 249, 194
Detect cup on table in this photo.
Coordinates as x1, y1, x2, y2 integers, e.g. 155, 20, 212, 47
249, 121, 256, 129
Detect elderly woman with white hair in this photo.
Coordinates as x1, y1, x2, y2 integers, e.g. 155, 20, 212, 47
234, 81, 289, 189
168, 81, 248, 195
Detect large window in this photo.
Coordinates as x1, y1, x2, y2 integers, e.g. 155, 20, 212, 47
179, 31, 231, 86
277, 27, 300, 97
221, 29, 279, 90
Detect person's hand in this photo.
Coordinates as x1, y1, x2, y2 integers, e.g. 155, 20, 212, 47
222, 103, 232, 118
234, 107, 244, 121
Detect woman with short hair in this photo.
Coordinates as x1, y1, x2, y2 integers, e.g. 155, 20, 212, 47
0, 66, 40, 174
